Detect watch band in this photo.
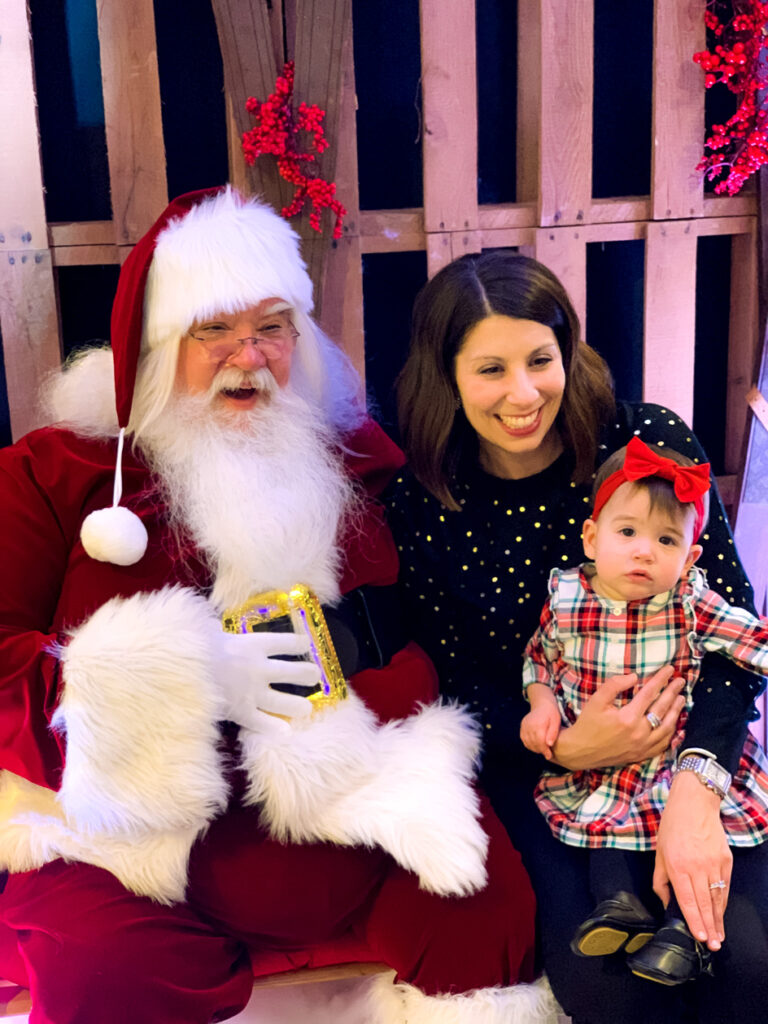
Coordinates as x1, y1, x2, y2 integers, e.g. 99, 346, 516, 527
675, 753, 732, 800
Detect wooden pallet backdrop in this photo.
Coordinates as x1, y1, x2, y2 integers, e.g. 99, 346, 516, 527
0, 0, 764, 726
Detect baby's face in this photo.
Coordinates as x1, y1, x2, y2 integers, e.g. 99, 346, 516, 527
582, 483, 701, 603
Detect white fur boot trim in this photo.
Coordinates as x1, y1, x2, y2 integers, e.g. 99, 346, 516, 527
365, 972, 562, 1024
54, 585, 228, 837
240, 694, 488, 896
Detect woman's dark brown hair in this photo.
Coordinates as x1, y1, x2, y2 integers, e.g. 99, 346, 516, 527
397, 251, 615, 509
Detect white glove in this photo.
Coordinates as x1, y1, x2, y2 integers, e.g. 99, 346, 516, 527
215, 631, 318, 733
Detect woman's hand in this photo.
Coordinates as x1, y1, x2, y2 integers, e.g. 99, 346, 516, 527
654, 771, 731, 951
550, 665, 685, 771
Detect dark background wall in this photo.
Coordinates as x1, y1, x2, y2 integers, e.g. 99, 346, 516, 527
0, 0, 734, 468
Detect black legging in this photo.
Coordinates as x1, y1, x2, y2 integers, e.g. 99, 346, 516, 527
488, 778, 768, 1024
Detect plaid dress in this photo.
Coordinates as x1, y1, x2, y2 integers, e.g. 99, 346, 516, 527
522, 565, 768, 850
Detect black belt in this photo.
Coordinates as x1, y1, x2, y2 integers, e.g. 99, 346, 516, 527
261, 583, 409, 700
323, 583, 409, 678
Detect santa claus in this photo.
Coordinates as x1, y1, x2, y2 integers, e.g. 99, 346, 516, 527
0, 187, 554, 1023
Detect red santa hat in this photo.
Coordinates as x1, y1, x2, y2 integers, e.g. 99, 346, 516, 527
80, 186, 315, 566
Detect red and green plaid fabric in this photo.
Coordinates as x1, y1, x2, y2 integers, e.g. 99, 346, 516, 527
523, 565, 768, 850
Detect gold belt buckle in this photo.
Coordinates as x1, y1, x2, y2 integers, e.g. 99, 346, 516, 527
222, 584, 347, 711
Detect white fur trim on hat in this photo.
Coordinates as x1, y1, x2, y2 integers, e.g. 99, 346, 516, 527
144, 186, 315, 350
240, 693, 489, 897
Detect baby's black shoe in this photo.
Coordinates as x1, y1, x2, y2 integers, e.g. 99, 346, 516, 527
627, 917, 713, 985
571, 891, 657, 957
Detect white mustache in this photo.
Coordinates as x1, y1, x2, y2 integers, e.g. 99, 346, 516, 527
208, 367, 277, 398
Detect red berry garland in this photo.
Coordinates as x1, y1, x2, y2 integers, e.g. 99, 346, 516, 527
242, 62, 347, 238
693, 1, 768, 195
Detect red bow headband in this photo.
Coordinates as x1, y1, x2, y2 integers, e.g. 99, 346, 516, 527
592, 437, 711, 541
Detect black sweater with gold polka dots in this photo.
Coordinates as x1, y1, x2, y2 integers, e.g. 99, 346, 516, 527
385, 401, 764, 785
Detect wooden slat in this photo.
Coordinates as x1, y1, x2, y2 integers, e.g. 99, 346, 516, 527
579, 221, 646, 243
294, 0, 350, 184
252, 962, 391, 990
51, 245, 120, 267
226, 92, 249, 195
715, 474, 737, 510
0, 2, 48, 253
478, 204, 537, 230
0, 252, 61, 439
651, 0, 704, 220
359, 210, 423, 238
516, 0, 541, 204
314, 25, 365, 380
725, 234, 759, 474
419, 0, 478, 233
703, 194, 757, 219
0, 979, 31, 1016
0, 964, 394, 1019
538, 0, 593, 227
0, 0, 61, 440
589, 199, 651, 224
534, 227, 587, 332
48, 222, 114, 247
212, 0, 287, 209
293, 0, 352, 303
479, 227, 536, 251
451, 231, 483, 260
360, 233, 426, 254
95, 0, 168, 244
694, 216, 756, 237
426, 232, 453, 277
643, 220, 698, 424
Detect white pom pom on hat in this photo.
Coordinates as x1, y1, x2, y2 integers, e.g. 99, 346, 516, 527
79, 185, 313, 567
81, 505, 149, 566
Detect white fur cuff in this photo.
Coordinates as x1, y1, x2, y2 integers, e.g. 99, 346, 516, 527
54, 585, 228, 836
240, 694, 488, 896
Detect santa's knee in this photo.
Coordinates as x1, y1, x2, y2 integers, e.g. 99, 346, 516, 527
21, 927, 158, 1022
19, 918, 249, 1024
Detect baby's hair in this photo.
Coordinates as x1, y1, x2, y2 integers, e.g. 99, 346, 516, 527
592, 444, 710, 532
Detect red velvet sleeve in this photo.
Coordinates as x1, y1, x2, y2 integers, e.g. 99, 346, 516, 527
0, 433, 75, 790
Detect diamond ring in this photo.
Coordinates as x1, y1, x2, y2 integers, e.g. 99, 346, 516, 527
708, 880, 726, 891
646, 710, 662, 730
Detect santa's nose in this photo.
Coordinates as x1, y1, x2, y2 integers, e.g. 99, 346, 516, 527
228, 339, 268, 369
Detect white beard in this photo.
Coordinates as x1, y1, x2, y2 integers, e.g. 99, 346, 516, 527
140, 371, 359, 610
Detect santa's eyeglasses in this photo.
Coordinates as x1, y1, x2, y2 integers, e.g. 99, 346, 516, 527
188, 316, 299, 361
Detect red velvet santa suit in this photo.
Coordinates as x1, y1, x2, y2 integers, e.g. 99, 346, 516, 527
0, 418, 539, 1024
0, 187, 550, 1024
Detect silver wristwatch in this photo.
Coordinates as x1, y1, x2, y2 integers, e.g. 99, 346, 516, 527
675, 748, 732, 800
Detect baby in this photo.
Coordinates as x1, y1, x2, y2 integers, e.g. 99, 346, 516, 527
520, 436, 768, 985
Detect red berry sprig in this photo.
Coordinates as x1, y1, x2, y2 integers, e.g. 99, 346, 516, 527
693, 1, 768, 195
242, 62, 346, 238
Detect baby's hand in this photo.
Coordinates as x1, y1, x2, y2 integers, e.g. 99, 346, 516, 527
520, 704, 562, 759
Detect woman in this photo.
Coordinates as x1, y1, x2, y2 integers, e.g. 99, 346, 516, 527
385, 251, 768, 1023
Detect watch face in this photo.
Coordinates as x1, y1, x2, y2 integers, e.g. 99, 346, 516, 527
708, 762, 731, 790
